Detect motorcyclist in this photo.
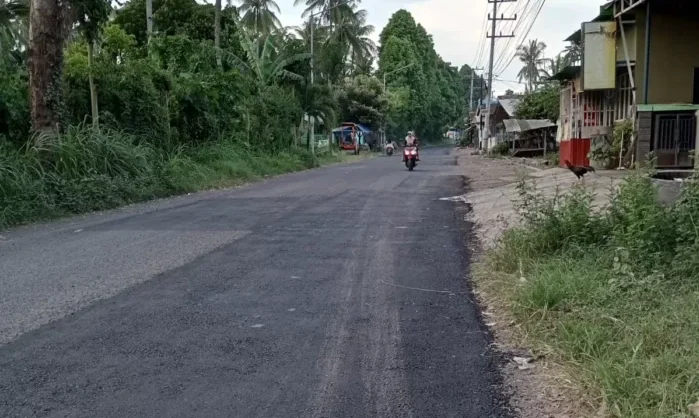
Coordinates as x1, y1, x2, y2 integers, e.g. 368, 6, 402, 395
385, 139, 397, 154
404, 131, 419, 160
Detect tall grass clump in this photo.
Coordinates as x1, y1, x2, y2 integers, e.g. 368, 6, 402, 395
486, 171, 699, 417
0, 127, 350, 228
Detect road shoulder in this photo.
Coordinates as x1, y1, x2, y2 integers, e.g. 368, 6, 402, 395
456, 150, 621, 418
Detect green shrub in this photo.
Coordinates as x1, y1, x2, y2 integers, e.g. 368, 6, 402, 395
486, 170, 699, 417
0, 69, 30, 145
491, 141, 510, 156
0, 126, 351, 228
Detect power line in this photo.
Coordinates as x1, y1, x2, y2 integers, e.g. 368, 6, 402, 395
475, 0, 518, 68
492, 0, 539, 74
492, 0, 534, 69
495, 77, 526, 84
472, 9, 490, 68
494, 0, 547, 77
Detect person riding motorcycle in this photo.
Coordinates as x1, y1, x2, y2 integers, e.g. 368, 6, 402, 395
404, 131, 419, 161
385, 139, 397, 155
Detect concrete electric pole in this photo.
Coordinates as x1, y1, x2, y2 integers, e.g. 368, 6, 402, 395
469, 67, 484, 113
483, 0, 516, 151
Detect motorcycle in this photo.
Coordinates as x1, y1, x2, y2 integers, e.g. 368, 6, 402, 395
403, 146, 418, 171
385, 143, 394, 156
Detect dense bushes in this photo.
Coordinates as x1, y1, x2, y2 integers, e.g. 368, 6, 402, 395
0, 22, 329, 228
0, 0, 414, 228
486, 173, 699, 416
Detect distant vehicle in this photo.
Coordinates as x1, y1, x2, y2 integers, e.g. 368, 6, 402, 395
332, 123, 373, 155
446, 128, 461, 141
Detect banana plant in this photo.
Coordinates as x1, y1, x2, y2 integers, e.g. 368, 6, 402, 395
227, 27, 310, 86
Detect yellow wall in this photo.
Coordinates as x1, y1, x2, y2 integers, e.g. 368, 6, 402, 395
635, 6, 699, 104
618, 23, 636, 63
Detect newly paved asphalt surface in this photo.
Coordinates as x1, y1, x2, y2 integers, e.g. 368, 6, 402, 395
0, 147, 510, 417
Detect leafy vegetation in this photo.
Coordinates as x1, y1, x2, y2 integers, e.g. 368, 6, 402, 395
514, 83, 560, 122
0, 0, 470, 228
491, 141, 510, 156
482, 173, 699, 417
377, 9, 468, 141
512, 37, 577, 124
588, 119, 634, 168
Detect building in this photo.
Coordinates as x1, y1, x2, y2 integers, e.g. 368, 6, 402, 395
475, 97, 520, 151
552, 0, 699, 168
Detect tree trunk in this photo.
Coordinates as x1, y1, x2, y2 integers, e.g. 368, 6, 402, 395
214, 0, 221, 69
88, 41, 99, 129
28, 0, 69, 132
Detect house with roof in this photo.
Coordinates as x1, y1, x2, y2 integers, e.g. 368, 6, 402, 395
492, 98, 521, 148
552, 0, 699, 168
474, 97, 520, 150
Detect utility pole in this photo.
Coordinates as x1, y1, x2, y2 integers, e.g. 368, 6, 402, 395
484, 0, 516, 151
309, 14, 315, 154
469, 67, 484, 113
146, 0, 153, 44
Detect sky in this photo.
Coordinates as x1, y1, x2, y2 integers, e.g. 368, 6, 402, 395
269, 0, 605, 96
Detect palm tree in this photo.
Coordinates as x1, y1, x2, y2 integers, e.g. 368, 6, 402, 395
229, 27, 310, 86
516, 39, 547, 92
238, 0, 282, 35
314, 4, 374, 80
563, 42, 582, 66
296, 79, 337, 142
540, 53, 566, 80
295, 0, 360, 21
338, 7, 375, 75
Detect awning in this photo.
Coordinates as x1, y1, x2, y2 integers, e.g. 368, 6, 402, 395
549, 65, 581, 81
565, 30, 581, 43
637, 104, 699, 112
332, 123, 372, 133
498, 98, 520, 117
503, 119, 556, 133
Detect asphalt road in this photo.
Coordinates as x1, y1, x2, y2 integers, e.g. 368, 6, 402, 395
0, 147, 510, 417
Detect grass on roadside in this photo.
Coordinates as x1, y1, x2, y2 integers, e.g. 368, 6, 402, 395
0, 127, 358, 228
478, 172, 699, 418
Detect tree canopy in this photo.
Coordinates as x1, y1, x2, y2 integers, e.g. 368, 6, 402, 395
378, 9, 466, 140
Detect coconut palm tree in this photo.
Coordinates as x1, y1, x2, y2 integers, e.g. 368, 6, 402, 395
295, 0, 360, 21
319, 4, 374, 79
297, 79, 336, 130
238, 0, 282, 35
540, 53, 566, 80
340, 7, 375, 75
563, 42, 582, 66
516, 39, 547, 92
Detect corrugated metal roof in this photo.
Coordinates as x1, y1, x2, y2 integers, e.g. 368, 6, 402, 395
332, 123, 372, 133
549, 65, 581, 81
502, 119, 556, 133
498, 98, 520, 117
